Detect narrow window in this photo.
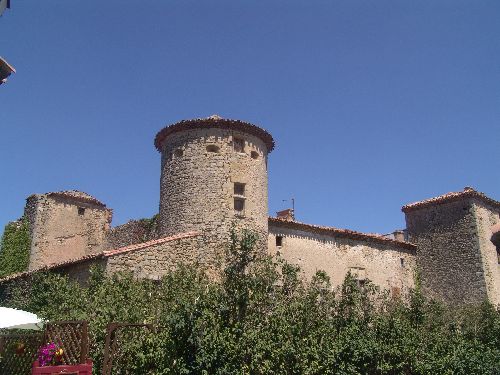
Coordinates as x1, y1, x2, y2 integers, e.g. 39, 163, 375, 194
234, 182, 245, 196
251, 151, 259, 159
234, 197, 245, 215
400, 258, 405, 268
206, 145, 220, 153
276, 235, 283, 247
233, 182, 245, 216
78, 207, 85, 216
233, 137, 245, 153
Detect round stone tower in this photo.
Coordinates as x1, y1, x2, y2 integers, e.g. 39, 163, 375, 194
154, 115, 274, 252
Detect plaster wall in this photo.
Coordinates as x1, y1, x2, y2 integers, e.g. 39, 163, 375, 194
267, 224, 416, 294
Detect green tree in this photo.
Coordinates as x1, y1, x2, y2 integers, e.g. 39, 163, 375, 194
0, 217, 30, 277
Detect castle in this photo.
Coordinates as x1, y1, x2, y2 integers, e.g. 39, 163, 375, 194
1, 116, 499, 305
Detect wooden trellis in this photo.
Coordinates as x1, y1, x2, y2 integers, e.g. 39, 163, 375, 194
43, 320, 89, 365
0, 332, 44, 375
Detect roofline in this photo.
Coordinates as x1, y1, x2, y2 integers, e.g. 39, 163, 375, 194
154, 117, 275, 153
0, 231, 202, 284
268, 217, 416, 251
28, 191, 108, 209
0, 56, 16, 73
103, 231, 201, 256
402, 187, 500, 213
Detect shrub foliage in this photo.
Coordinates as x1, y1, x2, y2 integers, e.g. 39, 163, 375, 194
2, 230, 500, 374
0, 217, 30, 278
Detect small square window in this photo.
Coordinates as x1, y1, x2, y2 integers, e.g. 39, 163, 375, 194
78, 207, 85, 216
173, 149, 183, 158
234, 182, 245, 196
234, 197, 245, 215
233, 137, 245, 153
276, 236, 283, 247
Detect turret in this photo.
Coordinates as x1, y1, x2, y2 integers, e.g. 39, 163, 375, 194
154, 115, 274, 252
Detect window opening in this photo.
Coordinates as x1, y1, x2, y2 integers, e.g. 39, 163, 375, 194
400, 258, 405, 268
234, 183, 245, 196
173, 149, 183, 158
251, 151, 259, 159
233, 137, 245, 153
78, 207, 85, 216
233, 182, 246, 216
356, 279, 367, 289
234, 197, 245, 215
206, 145, 220, 153
276, 236, 283, 247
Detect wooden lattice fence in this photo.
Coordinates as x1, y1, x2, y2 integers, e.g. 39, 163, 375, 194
43, 320, 89, 365
0, 332, 44, 375
0, 321, 89, 374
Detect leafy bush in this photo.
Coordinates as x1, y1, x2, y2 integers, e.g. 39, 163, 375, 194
0, 217, 30, 278
2, 230, 499, 374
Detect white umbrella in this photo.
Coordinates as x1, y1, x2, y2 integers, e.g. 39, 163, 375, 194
0, 307, 43, 330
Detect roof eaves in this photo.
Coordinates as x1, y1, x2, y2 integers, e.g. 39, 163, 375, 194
268, 217, 416, 251
402, 188, 500, 213
103, 231, 202, 257
154, 117, 275, 153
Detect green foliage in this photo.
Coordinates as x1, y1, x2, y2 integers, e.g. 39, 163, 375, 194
0, 217, 31, 277
2, 230, 500, 374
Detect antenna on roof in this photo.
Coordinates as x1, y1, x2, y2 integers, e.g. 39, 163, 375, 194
278, 198, 295, 221
282, 197, 294, 212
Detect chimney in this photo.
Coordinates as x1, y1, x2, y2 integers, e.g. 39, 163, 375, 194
276, 208, 295, 221
393, 230, 407, 242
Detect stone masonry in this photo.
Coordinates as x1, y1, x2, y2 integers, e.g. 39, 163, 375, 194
155, 116, 272, 253
24, 191, 112, 270
403, 188, 500, 305
1, 116, 499, 305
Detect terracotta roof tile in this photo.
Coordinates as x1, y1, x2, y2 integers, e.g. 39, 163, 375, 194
103, 231, 201, 256
0, 232, 202, 284
0, 253, 104, 283
269, 217, 416, 251
47, 190, 107, 207
402, 187, 500, 213
154, 116, 275, 153
27, 190, 107, 208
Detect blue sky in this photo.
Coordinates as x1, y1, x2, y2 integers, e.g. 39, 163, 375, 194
1, 0, 499, 236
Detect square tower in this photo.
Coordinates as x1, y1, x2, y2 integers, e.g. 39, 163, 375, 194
403, 188, 500, 305
25, 191, 112, 270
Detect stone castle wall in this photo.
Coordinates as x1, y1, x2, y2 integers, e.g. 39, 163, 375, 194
105, 233, 209, 279
105, 218, 158, 250
157, 127, 269, 252
473, 201, 500, 306
25, 194, 111, 270
268, 222, 416, 294
404, 199, 487, 304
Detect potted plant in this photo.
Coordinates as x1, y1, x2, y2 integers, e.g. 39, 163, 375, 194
32, 342, 93, 375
